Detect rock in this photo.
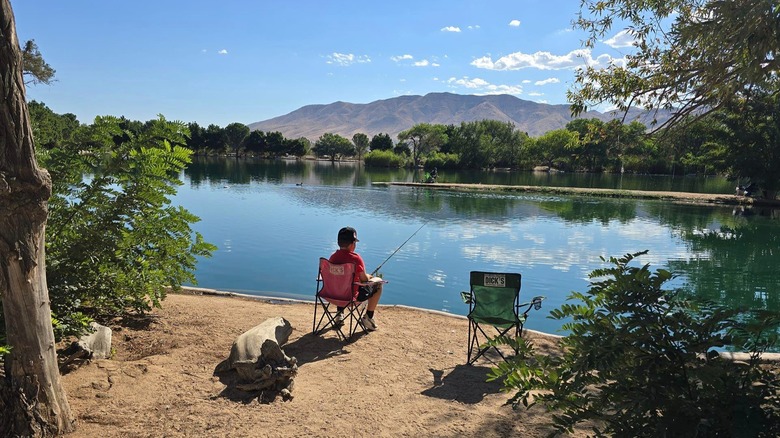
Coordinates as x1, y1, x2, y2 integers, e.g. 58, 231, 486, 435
60, 322, 113, 371
219, 317, 293, 372
78, 322, 113, 359
216, 317, 297, 402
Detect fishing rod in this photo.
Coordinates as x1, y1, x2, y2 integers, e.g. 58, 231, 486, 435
371, 221, 427, 276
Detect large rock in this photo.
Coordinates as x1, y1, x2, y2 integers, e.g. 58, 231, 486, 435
59, 322, 113, 372
216, 317, 297, 402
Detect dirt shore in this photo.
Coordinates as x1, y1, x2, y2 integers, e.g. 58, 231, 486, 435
61, 291, 571, 438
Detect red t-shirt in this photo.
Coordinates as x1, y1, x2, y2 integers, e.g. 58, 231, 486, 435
329, 249, 365, 298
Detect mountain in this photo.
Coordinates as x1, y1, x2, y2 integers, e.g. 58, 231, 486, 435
247, 92, 667, 141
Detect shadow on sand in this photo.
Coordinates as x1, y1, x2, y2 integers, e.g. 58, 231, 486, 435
421, 363, 502, 404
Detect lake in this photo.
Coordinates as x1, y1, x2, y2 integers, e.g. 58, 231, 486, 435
175, 158, 780, 336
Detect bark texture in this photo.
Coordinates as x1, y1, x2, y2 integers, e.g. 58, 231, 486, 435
0, 1, 75, 435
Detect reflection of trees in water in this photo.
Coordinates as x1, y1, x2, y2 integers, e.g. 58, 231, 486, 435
637, 202, 780, 313
537, 198, 637, 225
667, 220, 780, 313
185, 157, 310, 186
185, 157, 417, 187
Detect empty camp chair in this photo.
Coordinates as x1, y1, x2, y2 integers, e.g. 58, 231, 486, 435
460, 271, 544, 365
313, 257, 367, 339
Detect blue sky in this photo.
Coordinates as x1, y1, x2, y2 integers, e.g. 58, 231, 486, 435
15, 1, 633, 128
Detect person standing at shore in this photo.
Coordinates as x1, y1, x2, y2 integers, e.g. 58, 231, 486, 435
328, 226, 384, 330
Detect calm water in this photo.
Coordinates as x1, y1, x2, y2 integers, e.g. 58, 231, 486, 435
175, 158, 779, 336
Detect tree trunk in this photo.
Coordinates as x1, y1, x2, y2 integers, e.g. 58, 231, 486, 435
0, 1, 75, 436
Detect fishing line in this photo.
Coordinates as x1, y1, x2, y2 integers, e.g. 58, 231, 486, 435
371, 221, 428, 276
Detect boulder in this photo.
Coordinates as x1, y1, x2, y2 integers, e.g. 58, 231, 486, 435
216, 317, 297, 402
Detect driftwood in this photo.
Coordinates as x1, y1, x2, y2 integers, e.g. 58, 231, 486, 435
215, 317, 297, 402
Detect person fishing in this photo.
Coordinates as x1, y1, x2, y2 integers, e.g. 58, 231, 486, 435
329, 227, 384, 331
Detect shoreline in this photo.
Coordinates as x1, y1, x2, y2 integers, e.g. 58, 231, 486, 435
174, 286, 780, 362
372, 182, 780, 207
175, 286, 563, 340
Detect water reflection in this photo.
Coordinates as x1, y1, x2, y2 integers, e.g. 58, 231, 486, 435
176, 158, 779, 337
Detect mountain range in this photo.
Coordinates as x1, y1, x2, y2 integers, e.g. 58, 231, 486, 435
248, 92, 667, 141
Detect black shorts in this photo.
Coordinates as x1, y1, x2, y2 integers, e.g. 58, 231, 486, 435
356, 283, 379, 302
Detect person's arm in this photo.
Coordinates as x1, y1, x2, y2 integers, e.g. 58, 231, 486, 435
358, 270, 372, 283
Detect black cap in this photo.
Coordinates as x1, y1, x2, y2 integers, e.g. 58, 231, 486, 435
337, 227, 359, 245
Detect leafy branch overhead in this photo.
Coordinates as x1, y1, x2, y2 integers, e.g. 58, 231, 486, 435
570, 0, 780, 132
21, 39, 55, 85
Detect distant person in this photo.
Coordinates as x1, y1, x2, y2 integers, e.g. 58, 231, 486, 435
424, 166, 438, 183
328, 227, 384, 331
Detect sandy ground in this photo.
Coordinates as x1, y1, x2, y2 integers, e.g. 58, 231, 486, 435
60, 291, 571, 438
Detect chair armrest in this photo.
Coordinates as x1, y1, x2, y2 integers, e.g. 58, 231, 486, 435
460, 291, 472, 304
518, 296, 545, 316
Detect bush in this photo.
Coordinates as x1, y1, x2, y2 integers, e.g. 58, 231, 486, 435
32, 115, 216, 338
364, 149, 408, 167
424, 152, 460, 169
489, 251, 780, 437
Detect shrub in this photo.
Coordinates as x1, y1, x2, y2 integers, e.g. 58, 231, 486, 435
489, 251, 780, 437
364, 149, 407, 167
424, 152, 460, 169
32, 115, 216, 338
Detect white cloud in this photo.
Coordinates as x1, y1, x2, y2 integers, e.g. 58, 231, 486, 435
603, 29, 636, 48
441, 26, 461, 32
527, 92, 543, 96
535, 77, 560, 86
218, 49, 228, 55
326, 52, 371, 66
509, 19, 521, 27
472, 48, 618, 71
467, 25, 481, 30
414, 59, 430, 67
391, 54, 413, 62
522, 79, 532, 84
445, 76, 522, 95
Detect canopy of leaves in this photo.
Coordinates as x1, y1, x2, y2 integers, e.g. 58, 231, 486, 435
21, 39, 55, 85
35, 116, 216, 336
570, 0, 780, 131
312, 132, 354, 162
398, 123, 448, 167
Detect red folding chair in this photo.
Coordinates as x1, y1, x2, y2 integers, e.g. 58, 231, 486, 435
312, 257, 367, 339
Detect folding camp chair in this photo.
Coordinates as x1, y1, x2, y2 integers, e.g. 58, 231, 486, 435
312, 257, 367, 340
460, 271, 544, 365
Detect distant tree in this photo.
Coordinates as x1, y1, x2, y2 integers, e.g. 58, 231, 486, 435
570, 0, 780, 132
0, 2, 75, 434
223, 122, 250, 156
204, 124, 227, 154
566, 118, 609, 172
313, 132, 353, 162
286, 137, 309, 157
186, 122, 207, 153
28, 100, 80, 149
352, 133, 369, 161
265, 131, 286, 156
369, 132, 393, 151
21, 39, 55, 86
243, 130, 267, 156
530, 128, 579, 171
393, 141, 410, 157
704, 92, 780, 199
398, 123, 448, 167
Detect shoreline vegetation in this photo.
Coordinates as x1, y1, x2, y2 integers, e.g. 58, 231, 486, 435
373, 182, 780, 208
